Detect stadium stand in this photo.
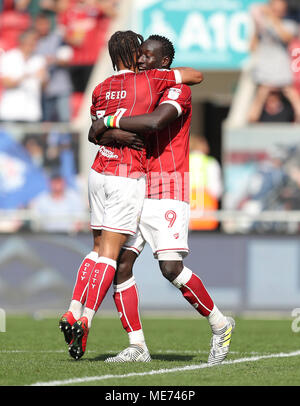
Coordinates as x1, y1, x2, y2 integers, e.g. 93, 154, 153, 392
0, 0, 119, 121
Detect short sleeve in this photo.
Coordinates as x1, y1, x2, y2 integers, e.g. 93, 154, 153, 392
158, 84, 191, 117
90, 87, 98, 121
146, 68, 180, 93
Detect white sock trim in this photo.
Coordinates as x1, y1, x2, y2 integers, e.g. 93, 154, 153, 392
128, 329, 146, 347
86, 251, 99, 262
82, 307, 96, 328
114, 276, 136, 293
68, 300, 82, 320
97, 256, 117, 269
207, 305, 227, 331
172, 266, 192, 289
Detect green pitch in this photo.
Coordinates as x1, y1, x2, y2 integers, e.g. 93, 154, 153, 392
0, 315, 299, 386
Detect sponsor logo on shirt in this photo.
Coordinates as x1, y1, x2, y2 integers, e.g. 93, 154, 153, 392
99, 146, 119, 159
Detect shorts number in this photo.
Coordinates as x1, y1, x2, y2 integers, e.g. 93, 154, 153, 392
165, 210, 176, 228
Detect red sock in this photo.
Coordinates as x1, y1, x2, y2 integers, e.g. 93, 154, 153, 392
71, 251, 98, 304
173, 267, 214, 317
85, 257, 116, 312
113, 277, 142, 333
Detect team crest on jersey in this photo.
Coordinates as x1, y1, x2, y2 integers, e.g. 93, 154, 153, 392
167, 88, 181, 100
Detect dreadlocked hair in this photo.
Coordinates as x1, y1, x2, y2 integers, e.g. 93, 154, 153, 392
108, 30, 144, 71
147, 35, 175, 67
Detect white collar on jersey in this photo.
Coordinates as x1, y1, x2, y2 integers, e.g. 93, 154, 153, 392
114, 69, 135, 75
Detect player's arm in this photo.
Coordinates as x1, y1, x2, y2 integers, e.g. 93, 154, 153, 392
88, 125, 98, 144
173, 67, 203, 85
100, 129, 145, 150
116, 103, 178, 133
91, 103, 178, 139
88, 126, 145, 150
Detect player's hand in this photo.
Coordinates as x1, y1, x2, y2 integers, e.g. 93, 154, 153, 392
92, 118, 106, 136
88, 126, 99, 145
102, 129, 145, 151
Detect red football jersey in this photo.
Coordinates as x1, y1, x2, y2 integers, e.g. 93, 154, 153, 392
145, 84, 192, 202
91, 69, 181, 178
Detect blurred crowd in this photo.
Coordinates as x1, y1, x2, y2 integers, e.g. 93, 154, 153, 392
0, 0, 119, 123
248, 0, 300, 123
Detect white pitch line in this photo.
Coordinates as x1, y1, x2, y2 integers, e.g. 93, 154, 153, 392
0, 349, 225, 355
0, 349, 261, 355
0, 350, 67, 353
31, 350, 300, 386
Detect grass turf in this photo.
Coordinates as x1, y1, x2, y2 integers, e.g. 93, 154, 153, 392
0, 315, 299, 386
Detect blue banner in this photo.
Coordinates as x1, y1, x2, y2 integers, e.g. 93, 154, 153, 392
132, 0, 267, 70
0, 131, 48, 209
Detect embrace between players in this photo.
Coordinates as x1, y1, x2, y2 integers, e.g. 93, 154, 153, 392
59, 30, 235, 365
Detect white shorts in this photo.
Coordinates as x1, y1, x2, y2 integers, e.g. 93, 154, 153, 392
124, 198, 190, 258
88, 169, 145, 235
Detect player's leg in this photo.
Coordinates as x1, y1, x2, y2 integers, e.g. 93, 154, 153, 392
147, 198, 235, 365
59, 170, 104, 344
80, 173, 145, 329
159, 257, 222, 323
69, 173, 145, 359
59, 231, 101, 345
69, 230, 101, 317
158, 254, 235, 365
105, 247, 151, 362
149, 198, 229, 330
69, 230, 127, 360
81, 230, 128, 327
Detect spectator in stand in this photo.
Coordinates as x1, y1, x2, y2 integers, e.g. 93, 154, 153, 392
35, 12, 73, 122
189, 135, 223, 231
23, 134, 44, 167
57, 0, 118, 93
259, 89, 295, 122
0, 0, 32, 52
15, 0, 59, 26
30, 172, 86, 233
248, 0, 300, 123
0, 29, 48, 122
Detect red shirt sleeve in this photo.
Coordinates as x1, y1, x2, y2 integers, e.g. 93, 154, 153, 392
144, 68, 181, 94
90, 87, 97, 120
158, 84, 192, 117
